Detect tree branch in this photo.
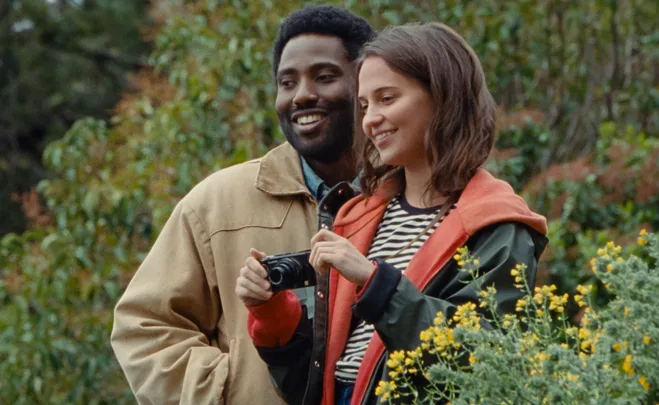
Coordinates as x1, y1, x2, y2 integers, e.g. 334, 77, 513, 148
49, 43, 148, 70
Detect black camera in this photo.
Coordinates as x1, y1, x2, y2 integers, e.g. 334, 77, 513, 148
260, 250, 316, 293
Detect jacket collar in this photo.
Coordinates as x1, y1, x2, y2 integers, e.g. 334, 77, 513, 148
334, 169, 547, 237
255, 142, 310, 197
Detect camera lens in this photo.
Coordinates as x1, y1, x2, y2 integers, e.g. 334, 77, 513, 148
268, 258, 302, 288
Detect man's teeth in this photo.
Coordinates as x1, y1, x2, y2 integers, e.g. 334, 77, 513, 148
375, 130, 396, 141
297, 114, 324, 125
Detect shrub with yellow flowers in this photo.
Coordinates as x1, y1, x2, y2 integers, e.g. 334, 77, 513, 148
376, 230, 658, 404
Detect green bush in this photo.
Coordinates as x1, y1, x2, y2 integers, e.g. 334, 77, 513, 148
0, 0, 656, 403
377, 231, 658, 404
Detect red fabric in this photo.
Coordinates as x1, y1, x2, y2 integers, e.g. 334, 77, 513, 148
246, 290, 302, 348
318, 169, 548, 405
355, 260, 379, 300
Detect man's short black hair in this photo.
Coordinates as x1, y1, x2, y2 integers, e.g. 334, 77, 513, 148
272, 5, 375, 77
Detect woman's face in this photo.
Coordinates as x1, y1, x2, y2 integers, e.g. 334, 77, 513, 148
357, 56, 435, 171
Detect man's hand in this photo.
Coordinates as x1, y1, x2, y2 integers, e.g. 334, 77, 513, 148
236, 248, 274, 307
309, 229, 374, 286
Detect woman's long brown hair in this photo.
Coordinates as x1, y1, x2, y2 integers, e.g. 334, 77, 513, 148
354, 22, 496, 201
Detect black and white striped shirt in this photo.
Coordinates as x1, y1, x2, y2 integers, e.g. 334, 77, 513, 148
334, 195, 454, 383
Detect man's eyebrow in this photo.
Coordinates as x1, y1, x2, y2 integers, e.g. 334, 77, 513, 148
277, 67, 297, 79
277, 62, 344, 79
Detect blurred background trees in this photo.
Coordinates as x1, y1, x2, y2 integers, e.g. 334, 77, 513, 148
0, 0, 151, 235
0, 0, 657, 403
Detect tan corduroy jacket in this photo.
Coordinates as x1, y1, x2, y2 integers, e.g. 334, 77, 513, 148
111, 143, 317, 405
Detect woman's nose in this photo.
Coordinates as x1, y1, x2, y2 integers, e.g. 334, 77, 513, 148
362, 108, 384, 132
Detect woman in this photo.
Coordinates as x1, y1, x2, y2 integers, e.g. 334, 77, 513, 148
236, 22, 548, 405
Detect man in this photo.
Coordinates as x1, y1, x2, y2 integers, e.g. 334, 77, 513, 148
110, 5, 375, 405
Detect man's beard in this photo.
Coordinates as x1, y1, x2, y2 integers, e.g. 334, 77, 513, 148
278, 99, 354, 163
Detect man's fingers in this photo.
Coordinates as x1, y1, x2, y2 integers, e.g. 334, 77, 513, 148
245, 256, 269, 278
250, 248, 267, 260
240, 266, 271, 290
236, 275, 272, 301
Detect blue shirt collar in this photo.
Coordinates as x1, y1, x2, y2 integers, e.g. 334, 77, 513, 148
300, 156, 360, 202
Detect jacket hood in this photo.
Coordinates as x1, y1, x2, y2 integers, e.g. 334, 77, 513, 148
334, 169, 547, 236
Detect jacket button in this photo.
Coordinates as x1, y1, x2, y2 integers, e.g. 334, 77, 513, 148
314, 360, 320, 368
321, 224, 329, 230
317, 290, 324, 299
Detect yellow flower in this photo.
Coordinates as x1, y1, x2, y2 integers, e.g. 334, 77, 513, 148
579, 352, 588, 365
375, 380, 397, 401
453, 254, 461, 261
622, 354, 634, 376
638, 237, 646, 245
640, 228, 648, 236
612, 343, 622, 351
606, 264, 614, 272
473, 259, 480, 266
644, 335, 651, 345
566, 372, 579, 382
549, 293, 568, 312
576, 284, 593, 295
639, 376, 650, 390
469, 354, 476, 364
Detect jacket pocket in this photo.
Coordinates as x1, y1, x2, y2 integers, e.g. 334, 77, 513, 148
224, 337, 288, 405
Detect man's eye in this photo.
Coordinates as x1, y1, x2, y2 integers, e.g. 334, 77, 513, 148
279, 79, 295, 88
317, 74, 335, 82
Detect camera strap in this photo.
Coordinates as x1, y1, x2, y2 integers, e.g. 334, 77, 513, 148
384, 190, 460, 261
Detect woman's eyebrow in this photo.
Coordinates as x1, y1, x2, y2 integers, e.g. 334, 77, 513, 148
359, 86, 399, 98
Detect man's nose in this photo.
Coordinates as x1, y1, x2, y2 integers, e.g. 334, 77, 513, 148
293, 79, 318, 106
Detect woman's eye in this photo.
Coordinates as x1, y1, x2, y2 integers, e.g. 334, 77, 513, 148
382, 95, 394, 103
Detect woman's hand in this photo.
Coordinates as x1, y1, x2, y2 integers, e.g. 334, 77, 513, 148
235, 248, 274, 307
309, 229, 374, 286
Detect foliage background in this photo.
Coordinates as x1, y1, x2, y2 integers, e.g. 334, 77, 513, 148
0, 0, 657, 403
1, 0, 151, 235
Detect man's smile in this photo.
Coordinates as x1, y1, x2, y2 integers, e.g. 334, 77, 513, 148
291, 108, 329, 135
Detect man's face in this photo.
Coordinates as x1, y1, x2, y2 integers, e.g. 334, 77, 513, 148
275, 34, 354, 163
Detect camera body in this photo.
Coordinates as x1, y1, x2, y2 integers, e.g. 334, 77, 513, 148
260, 250, 316, 293
259, 181, 357, 293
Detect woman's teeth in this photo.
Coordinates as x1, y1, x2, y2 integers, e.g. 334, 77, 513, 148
375, 130, 396, 141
